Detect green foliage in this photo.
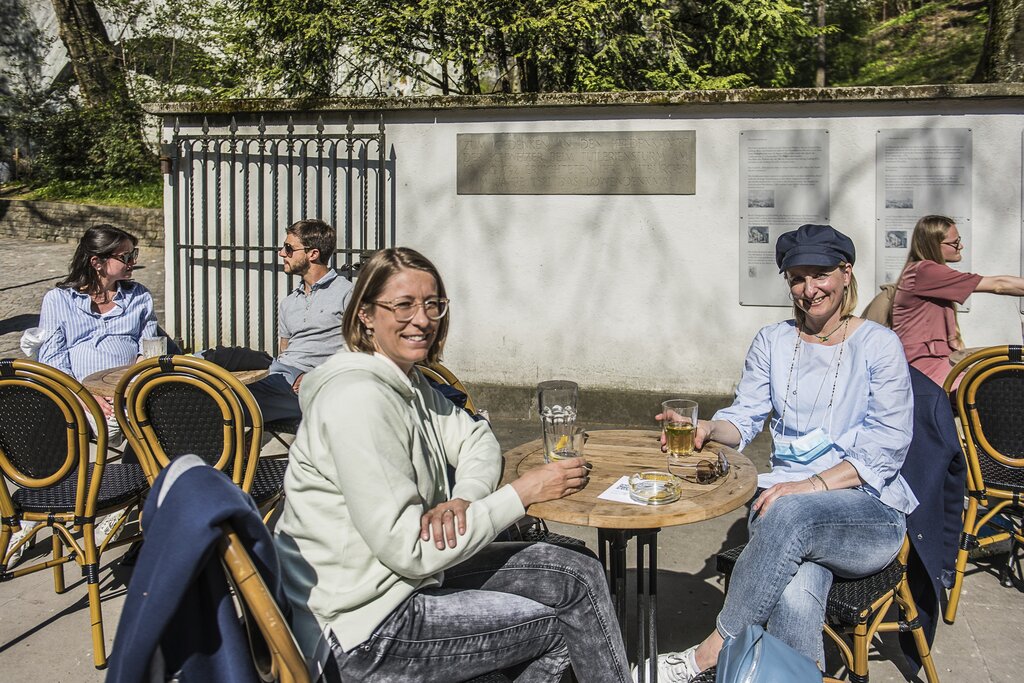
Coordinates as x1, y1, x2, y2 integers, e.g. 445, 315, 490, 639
838, 1, 988, 85
683, 0, 822, 88
16, 178, 163, 208
9, 84, 158, 186
217, 0, 822, 95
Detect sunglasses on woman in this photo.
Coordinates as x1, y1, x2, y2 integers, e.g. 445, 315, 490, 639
108, 248, 140, 265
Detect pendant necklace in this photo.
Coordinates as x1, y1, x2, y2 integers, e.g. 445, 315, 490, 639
804, 315, 849, 343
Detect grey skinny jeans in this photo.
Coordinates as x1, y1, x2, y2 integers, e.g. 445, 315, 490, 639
330, 541, 631, 683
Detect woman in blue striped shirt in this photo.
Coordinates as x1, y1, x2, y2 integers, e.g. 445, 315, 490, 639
37, 225, 158, 415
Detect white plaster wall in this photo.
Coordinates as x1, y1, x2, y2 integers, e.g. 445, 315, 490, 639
162, 97, 1024, 394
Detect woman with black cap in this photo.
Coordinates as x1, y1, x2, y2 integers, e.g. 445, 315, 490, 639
642, 224, 917, 681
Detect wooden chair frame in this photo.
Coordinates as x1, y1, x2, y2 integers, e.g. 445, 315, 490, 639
416, 361, 477, 415
942, 346, 1024, 623
822, 537, 940, 683
218, 522, 310, 683
113, 356, 281, 519
0, 359, 144, 668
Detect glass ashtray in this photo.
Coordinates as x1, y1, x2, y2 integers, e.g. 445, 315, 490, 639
628, 471, 682, 505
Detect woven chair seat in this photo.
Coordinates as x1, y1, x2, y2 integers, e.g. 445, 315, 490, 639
466, 673, 512, 682
264, 417, 302, 435
691, 667, 716, 683
13, 463, 149, 513
978, 453, 1024, 492
715, 543, 905, 625
517, 525, 587, 548
251, 458, 287, 505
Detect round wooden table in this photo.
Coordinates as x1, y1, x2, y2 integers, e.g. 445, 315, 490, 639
502, 429, 757, 681
83, 364, 268, 398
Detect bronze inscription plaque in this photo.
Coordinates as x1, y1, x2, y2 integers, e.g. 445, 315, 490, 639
457, 131, 696, 195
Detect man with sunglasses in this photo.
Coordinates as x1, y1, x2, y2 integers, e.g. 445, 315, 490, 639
247, 219, 354, 423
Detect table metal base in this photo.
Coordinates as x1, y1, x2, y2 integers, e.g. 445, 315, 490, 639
598, 528, 661, 683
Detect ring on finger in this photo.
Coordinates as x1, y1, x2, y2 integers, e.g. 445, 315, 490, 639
443, 508, 454, 516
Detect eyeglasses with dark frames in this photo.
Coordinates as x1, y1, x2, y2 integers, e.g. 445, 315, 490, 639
667, 451, 731, 485
942, 236, 963, 249
280, 243, 309, 256
371, 298, 450, 323
108, 248, 140, 265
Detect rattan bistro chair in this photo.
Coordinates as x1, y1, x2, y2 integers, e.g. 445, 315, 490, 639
219, 521, 310, 683
943, 345, 1024, 623
113, 355, 287, 520
0, 358, 148, 668
416, 361, 479, 415
716, 536, 939, 683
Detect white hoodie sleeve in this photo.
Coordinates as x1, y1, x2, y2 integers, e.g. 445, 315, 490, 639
313, 373, 525, 580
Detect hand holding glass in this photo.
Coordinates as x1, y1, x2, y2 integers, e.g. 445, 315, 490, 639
662, 399, 698, 459
543, 424, 587, 463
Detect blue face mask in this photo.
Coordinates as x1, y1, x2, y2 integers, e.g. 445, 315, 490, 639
773, 427, 832, 464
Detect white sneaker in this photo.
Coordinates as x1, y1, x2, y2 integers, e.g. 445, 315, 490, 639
94, 510, 126, 548
5, 520, 41, 568
632, 646, 702, 683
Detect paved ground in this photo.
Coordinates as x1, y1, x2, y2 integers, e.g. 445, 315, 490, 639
1, 235, 1022, 681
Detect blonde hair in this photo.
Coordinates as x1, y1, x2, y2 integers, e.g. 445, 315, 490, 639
905, 215, 955, 267
342, 247, 448, 364
790, 263, 858, 328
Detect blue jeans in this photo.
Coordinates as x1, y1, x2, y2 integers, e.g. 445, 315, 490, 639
330, 542, 631, 683
247, 373, 301, 423
717, 489, 906, 667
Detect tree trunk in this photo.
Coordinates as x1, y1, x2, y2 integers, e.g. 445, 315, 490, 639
49, 0, 133, 107
815, 0, 827, 87
974, 0, 1024, 82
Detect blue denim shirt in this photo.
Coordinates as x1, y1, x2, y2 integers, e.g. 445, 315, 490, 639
714, 320, 919, 514
37, 282, 158, 382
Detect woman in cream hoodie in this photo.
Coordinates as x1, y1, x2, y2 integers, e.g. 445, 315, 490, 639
275, 247, 630, 682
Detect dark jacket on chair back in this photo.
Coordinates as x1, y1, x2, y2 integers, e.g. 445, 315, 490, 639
900, 367, 966, 669
106, 455, 288, 683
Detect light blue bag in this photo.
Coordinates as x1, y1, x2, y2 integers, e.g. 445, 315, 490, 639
716, 625, 821, 683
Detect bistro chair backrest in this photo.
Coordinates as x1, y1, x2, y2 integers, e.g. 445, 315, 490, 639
218, 521, 310, 683
416, 361, 478, 415
0, 358, 147, 669
115, 355, 263, 492
0, 358, 106, 519
944, 345, 1024, 623
960, 353, 1024, 469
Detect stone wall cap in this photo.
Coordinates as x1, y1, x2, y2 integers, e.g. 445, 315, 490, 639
143, 83, 1024, 116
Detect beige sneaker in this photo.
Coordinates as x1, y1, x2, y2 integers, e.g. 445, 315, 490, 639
5, 520, 41, 568
632, 646, 702, 683
94, 510, 126, 548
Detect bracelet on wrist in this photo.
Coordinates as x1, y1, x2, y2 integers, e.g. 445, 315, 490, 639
812, 473, 829, 491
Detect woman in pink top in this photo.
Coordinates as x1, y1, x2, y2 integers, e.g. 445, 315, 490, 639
892, 215, 1024, 386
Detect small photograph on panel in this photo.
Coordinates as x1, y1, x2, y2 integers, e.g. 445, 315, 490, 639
885, 230, 908, 248
885, 191, 914, 209
748, 226, 770, 244
747, 190, 775, 208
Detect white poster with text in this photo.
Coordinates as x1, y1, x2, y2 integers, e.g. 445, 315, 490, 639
739, 130, 830, 306
874, 128, 973, 304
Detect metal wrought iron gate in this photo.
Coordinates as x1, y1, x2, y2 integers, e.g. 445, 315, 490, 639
164, 115, 388, 354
